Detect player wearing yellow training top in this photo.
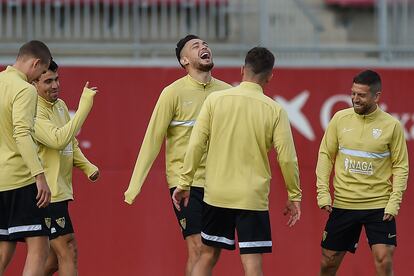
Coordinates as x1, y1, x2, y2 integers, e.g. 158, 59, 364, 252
33, 60, 99, 276
0, 41, 52, 276
124, 35, 231, 276
173, 47, 302, 276
316, 70, 409, 276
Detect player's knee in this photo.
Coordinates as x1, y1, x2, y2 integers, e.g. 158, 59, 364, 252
66, 238, 78, 261
187, 235, 202, 258
0, 253, 10, 269
200, 246, 220, 265
374, 253, 393, 272
320, 255, 340, 273
44, 261, 59, 276
56, 237, 78, 262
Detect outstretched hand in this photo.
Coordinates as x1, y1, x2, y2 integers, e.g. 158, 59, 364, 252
283, 200, 301, 227
85, 81, 99, 93
89, 170, 100, 182
172, 187, 190, 211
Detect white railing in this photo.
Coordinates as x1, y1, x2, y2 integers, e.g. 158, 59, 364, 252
0, 0, 414, 64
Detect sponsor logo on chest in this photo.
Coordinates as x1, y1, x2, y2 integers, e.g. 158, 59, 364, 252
344, 158, 373, 175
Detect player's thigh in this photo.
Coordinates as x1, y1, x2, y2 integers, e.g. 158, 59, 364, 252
49, 201, 75, 241
7, 184, 50, 241
363, 208, 397, 247
235, 210, 272, 255
200, 203, 236, 251
321, 208, 363, 253
170, 187, 204, 239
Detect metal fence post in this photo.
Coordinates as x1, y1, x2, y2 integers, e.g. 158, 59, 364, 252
259, 0, 269, 47
378, 0, 390, 61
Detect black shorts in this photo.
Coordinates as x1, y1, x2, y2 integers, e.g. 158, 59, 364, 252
201, 202, 272, 254
321, 208, 397, 253
49, 200, 74, 240
0, 183, 51, 241
170, 186, 204, 239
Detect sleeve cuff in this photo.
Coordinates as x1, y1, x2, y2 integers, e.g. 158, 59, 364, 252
177, 184, 191, 191
124, 198, 133, 205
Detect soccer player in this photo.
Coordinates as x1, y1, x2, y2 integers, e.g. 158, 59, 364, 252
32, 60, 99, 276
173, 47, 302, 276
0, 41, 52, 276
124, 34, 231, 275
316, 70, 409, 276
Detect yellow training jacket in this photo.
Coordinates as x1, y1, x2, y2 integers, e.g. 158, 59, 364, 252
316, 107, 409, 216
0, 66, 44, 191
179, 81, 302, 211
33, 88, 98, 202
124, 74, 231, 204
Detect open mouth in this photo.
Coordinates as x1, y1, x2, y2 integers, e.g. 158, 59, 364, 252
200, 52, 210, 60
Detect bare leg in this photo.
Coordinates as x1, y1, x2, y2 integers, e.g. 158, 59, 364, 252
0, 241, 16, 276
240, 253, 263, 276
371, 244, 395, 276
185, 234, 202, 276
44, 246, 58, 276
22, 236, 49, 276
319, 248, 346, 276
191, 244, 221, 276
50, 233, 78, 276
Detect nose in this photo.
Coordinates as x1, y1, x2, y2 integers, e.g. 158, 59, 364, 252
352, 94, 359, 102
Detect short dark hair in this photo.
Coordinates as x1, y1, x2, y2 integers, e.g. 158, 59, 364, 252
17, 40, 52, 65
175, 34, 199, 67
48, 60, 58, 72
245, 47, 275, 76
353, 70, 382, 95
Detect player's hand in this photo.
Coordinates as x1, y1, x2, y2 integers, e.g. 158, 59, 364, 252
172, 187, 190, 211
383, 213, 394, 221
89, 170, 100, 182
283, 200, 301, 227
322, 205, 332, 213
35, 173, 51, 208
84, 81, 98, 93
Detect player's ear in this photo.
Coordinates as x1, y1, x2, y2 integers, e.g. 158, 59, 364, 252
181, 56, 189, 67
266, 72, 273, 83
374, 91, 381, 102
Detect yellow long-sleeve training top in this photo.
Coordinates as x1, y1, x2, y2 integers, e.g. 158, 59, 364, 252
0, 66, 44, 191
124, 74, 231, 204
33, 88, 98, 202
316, 107, 409, 216
178, 81, 302, 211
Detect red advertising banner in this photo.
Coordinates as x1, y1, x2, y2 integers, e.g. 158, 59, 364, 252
4, 67, 413, 275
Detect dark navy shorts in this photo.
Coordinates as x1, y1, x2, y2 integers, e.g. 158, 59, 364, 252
170, 186, 204, 239
48, 200, 74, 240
321, 208, 397, 253
201, 202, 272, 254
0, 183, 51, 241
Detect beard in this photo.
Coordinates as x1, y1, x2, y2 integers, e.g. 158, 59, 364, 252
197, 61, 214, 72
353, 102, 375, 115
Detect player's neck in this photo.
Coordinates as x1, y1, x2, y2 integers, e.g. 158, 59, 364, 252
13, 61, 30, 78
242, 76, 266, 89
188, 70, 212, 84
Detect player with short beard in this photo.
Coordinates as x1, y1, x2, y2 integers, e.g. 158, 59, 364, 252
316, 70, 409, 276
124, 35, 231, 276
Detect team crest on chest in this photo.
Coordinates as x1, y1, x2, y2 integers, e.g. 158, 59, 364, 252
372, 128, 382, 139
